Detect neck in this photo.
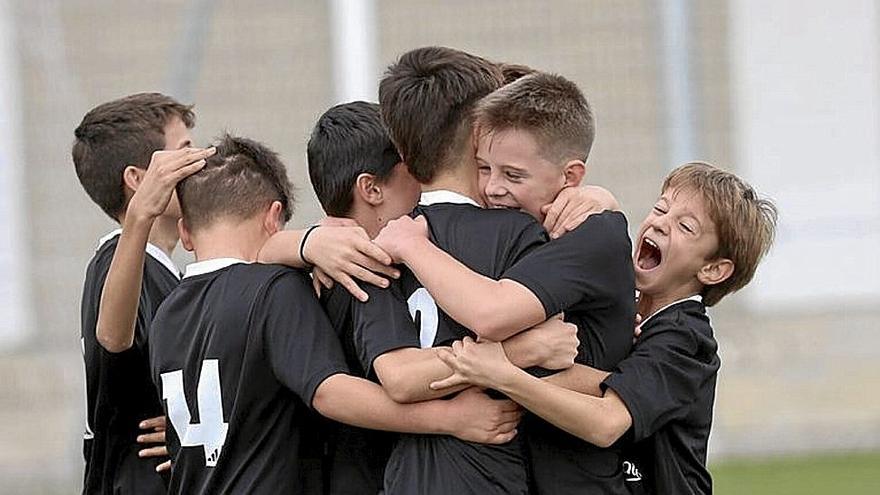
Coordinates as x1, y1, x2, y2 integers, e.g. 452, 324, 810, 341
348, 204, 382, 239
422, 157, 484, 206
147, 215, 179, 256
191, 221, 268, 262
638, 287, 701, 319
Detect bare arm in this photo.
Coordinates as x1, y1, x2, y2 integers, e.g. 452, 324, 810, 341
435, 338, 631, 448
96, 148, 212, 352
257, 224, 400, 302
312, 374, 520, 444
374, 216, 545, 341
372, 316, 579, 403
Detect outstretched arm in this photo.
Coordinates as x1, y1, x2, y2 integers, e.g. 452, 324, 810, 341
257, 222, 400, 302
434, 338, 631, 448
96, 147, 213, 352
312, 374, 521, 445
374, 216, 545, 341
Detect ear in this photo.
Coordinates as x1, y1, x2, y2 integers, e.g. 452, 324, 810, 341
697, 258, 734, 287
262, 201, 284, 235
562, 159, 586, 188
122, 166, 145, 193
178, 218, 194, 252
355, 173, 383, 206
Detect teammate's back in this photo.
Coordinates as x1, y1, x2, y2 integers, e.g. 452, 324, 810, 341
150, 262, 344, 493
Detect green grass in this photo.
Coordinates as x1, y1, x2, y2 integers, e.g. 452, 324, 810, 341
712, 452, 880, 495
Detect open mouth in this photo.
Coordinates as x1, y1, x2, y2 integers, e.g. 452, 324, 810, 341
637, 236, 662, 270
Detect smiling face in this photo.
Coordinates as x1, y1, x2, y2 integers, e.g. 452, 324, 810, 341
476, 129, 570, 221
634, 187, 724, 302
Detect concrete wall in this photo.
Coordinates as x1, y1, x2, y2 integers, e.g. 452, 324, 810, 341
0, 0, 876, 491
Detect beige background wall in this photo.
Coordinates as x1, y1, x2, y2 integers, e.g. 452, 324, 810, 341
0, 1, 876, 492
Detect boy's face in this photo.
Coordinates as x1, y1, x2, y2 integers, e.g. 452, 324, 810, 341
159, 115, 193, 219
634, 187, 720, 299
476, 129, 567, 221
378, 162, 422, 228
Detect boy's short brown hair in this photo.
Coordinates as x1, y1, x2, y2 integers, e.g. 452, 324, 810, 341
177, 134, 293, 231
72, 93, 194, 220
664, 162, 778, 306
497, 62, 536, 84
474, 72, 594, 166
378, 46, 503, 183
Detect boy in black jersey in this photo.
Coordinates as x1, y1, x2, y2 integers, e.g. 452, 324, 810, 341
72, 93, 207, 494
148, 134, 522, 494
347, 47, 602, 495
375, 71, 635, 494
269, 100, 582, 495
432, 162, 778, 495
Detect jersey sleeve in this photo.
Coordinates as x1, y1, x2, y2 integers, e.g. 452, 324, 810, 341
601, 315, 719, 442
259, 270, 350, 408
350, 282, 421, 378
503, 211, 633, 317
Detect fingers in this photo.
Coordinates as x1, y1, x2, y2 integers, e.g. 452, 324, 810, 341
542, 196, 567, 234
137, 431, 165, 444
486, 429, 518, 445
337, 274, 369, 303
313, 268, 335, 293
139, 416, 166, 431
430, 373, 469, 390
156, 460, 172, 473
350, 251, 398, 281
311, 272, 323, 298
355, 238, 394, 268
497, 399, 521, 413
549, 199, 581, 239
138, 446, 168, 459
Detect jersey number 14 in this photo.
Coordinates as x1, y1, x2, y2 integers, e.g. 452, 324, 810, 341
161, 359, 229, 467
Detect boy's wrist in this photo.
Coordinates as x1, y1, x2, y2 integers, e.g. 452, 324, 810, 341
398, 235, 430, 264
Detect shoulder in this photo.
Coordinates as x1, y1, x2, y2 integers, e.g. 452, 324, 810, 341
86, 235, 119, 276
419, 203, 543, 234
567, 210, 632, 247
641, 301, 716, 351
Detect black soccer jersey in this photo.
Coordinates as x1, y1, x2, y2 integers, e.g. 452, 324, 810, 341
352, 191, 548, 495
318, 284, 394, 495
503, 210, 636, 494
149, 260, 349, 494
602, 297, 719, 495
80, 231, 178, 495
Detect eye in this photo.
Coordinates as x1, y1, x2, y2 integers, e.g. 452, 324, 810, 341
680, 222, 695, 234
505, 171, 524, 181
652, 205, 667, 215
478, 166, 490, 175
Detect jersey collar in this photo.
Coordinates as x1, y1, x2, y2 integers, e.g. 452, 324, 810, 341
419, 190, 481, 207
640, 294, 703, 327
97, 229, 181, 280
183, 258, 250, 278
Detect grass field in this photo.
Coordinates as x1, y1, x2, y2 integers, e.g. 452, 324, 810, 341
712, 452, 880, 495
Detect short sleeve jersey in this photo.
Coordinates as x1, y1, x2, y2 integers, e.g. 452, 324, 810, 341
352, 192, 548, 495
149, 260, 349, 494
80, 231, 179, 494
503, 211, 636, 494
317, 284, 395, 495
602, 297, 719, 495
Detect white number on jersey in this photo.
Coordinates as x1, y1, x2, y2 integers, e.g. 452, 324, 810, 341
161, 359, 229, 467
407, 287, 439, 348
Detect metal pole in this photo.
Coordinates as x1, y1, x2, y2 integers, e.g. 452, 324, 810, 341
658, 0, 699, 167
329, 0, 379, 103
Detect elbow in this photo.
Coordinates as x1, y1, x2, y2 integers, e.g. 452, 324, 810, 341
470, 308, 515, 341
378, 371, 419, 404
592, 410, 630, 448
95, 326, 131, 353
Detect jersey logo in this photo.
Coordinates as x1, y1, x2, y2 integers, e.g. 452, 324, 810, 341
623, 460, 643, 482
161, 359, 229, 467
407, 288, 439, 348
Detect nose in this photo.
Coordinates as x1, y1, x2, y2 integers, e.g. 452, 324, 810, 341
647, 212, 670, 236
485, 171, 508, 199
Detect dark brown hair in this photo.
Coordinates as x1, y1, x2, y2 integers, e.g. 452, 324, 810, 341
308, 101, 401, 216
72, 93, 194, 220
378, 46, 503, 183
663, 161, 778, 306
475, 72, 594, 165
177, 134, 293, 231
497, 62, 537, 84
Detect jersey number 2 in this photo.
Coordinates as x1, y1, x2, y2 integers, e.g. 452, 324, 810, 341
408, 288, 439, 348
161, 359, 229, 467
